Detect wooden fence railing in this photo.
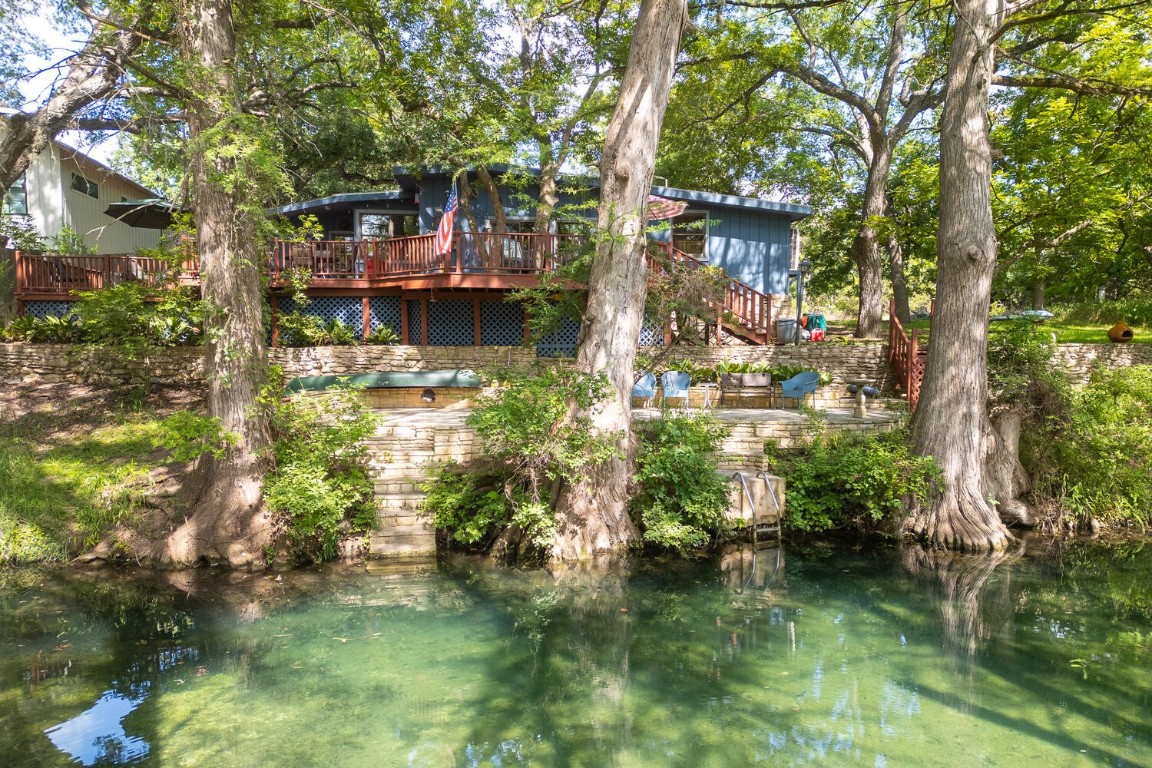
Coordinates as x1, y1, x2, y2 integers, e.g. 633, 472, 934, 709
887, 297, 926, 411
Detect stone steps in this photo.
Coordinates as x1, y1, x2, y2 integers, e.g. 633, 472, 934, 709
364, 428, 440, 559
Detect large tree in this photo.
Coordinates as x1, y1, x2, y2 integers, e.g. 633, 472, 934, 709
550, 0, 687, 562
153, 0, 275, 567
908, 0, 1152, 550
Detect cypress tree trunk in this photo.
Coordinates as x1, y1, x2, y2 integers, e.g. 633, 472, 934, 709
155, 0, 274, 568
907, 0, 1012, 551
550, 0, 687, 562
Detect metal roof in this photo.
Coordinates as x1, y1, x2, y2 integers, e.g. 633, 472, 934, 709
270, 190, 414, 216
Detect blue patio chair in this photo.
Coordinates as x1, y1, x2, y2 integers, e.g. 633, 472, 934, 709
779, 370, 820, 408
632, 372, 657, 408
661, 371, 691, 410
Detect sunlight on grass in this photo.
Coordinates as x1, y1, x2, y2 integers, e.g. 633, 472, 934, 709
0, 418, 172, 563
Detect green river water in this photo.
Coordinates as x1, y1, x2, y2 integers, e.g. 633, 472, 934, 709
1, 539, 1150, 767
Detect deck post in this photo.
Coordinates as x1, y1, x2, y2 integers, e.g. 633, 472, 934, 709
362, 297, 371, 341
473, 297, 482, 346
270, 295, 280, 347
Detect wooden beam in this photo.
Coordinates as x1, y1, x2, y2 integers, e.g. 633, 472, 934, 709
420, 298, 429, 346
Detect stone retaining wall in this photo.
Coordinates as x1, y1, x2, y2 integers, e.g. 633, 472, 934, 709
1052, 344, 1152, 385
3, 340, 1149, 391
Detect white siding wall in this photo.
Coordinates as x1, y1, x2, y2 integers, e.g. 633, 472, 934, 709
11, 141, 163, 255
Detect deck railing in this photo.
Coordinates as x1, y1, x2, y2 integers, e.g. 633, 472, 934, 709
14, 235, 773, 341
15, 252, 200, 295
887, 297, 925, 411
17, 232, 591, 294
651, 242, 774, 343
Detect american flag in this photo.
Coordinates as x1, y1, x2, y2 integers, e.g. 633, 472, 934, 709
647, 194, 688, 220
434, 186, 458, 256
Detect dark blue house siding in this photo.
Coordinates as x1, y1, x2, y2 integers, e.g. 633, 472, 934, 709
707, 208, 794, 296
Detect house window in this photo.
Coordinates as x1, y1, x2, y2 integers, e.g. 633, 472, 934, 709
3, 173, 27, 215
71, 173, 98, 199
356, 211, 420, 239
671, 212, 708, 256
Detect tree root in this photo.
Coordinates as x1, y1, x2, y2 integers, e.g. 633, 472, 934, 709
904, 482, 1014, 552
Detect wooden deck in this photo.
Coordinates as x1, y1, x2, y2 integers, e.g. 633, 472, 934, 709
15, 232, 777, 344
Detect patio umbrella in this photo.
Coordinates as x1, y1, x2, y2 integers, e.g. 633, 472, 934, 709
103, 199, 180, 229
647, 194, 688, 221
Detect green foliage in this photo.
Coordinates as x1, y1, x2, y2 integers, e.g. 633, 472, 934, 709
0, 416, 178, 563
260, 382, 380, 562
771, 430, 940, 535
72, 283, 203, 350
1054, 298, 1152, 333
153, 412, 236, 463
278, 312, 358, 347
425, 465, 516, 547
364, 325, 400, 345
425, 370, 620, 554
1024, 366, 1152, 530
987, 319, 1061, 411
631, 414, 732, 554
47, 226, 95, 256
468, 369, 621, 488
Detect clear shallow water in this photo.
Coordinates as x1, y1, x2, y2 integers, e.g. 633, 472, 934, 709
1, 540, 1150, 767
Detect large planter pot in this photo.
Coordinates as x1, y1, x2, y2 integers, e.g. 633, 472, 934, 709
1108, 322, 1134, 343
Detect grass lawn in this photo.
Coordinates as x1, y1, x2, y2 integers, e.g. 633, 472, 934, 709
834, 317, 1148, 344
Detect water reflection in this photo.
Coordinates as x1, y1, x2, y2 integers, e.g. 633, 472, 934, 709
46, 688, 150, 766
1, 542, 1150, 766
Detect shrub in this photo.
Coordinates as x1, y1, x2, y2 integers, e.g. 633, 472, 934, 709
1024, 365, 1152, 530
71, 282, 203, 349
277, 312, 358, 346
424, 369, 619, 554
631, 414, 732, 553
260, 379, 379, 562
365, 325, 400, 345
770, 429, 940, 535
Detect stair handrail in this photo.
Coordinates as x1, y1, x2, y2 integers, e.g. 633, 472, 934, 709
649, 242, 774, 342
888, 298, 925, 411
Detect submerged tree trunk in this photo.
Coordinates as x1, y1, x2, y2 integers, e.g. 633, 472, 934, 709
550, 0, 687, 562
156, 0, 273, 569
907, 0, 1012, 551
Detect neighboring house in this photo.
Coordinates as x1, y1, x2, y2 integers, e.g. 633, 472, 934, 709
15, 166, 812, 353
2, 117, 164, 255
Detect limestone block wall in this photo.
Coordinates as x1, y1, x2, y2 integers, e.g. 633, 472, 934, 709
272, 346, 539, 378
3, 340, 1148, 393
1051, 344, 1152, 385
0, 343, 204, 385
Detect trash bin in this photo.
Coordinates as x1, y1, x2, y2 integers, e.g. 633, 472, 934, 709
776, 318, 797, 343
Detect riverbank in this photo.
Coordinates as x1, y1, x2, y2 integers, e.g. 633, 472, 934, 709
0, 382, 202, 564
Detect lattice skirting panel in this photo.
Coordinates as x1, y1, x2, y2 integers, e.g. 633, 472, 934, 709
406, 300, 423, 343
536, 317, 581, 357
369, 296, 402, 336
428, 300, 474, 346
639, 318, 664, 347
23, 300, 76, 319
481, 301, 524, 346
279, 296, 364, 336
